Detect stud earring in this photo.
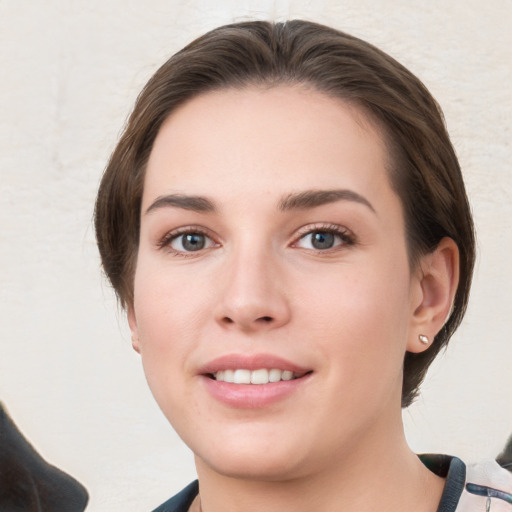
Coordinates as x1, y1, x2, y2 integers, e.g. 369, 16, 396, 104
418, 334, 430, 345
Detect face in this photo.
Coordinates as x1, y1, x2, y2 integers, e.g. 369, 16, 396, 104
129, 86, 424, 480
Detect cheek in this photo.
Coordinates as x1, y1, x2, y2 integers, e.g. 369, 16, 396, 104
294, 257, 412, 380
131, 266, 205, 402
133, 257, 211, 341
297, 256, 410, 333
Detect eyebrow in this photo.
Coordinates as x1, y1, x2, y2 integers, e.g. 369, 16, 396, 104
144, 188, 375, 216
145, 194, 216, 215
278, 189, 376, 213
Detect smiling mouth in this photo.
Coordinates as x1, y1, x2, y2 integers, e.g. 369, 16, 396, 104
208, 368, 311, 384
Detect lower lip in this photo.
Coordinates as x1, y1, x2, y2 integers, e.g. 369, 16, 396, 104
201, 374, 311, 409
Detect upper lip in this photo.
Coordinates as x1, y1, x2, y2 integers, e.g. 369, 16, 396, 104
197, 353, 311, 376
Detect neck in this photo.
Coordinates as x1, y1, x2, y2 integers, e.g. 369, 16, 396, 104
193, 419, 444, 512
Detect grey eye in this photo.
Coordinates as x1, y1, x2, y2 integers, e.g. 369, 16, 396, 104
298, 231, 340, 250
310, 232, 335, 250
171, 233, 208, 252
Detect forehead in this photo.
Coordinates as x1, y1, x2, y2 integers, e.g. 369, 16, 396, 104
143, 85, 392, 208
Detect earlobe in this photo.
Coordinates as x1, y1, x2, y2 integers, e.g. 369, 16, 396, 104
127, 306, 141, 354
407, 237, 460, 354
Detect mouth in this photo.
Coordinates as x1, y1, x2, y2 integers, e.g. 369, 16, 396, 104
198, 354, 313, 407
207, 368, 311, 384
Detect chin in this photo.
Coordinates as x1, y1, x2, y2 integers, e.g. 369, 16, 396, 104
197, 448, 306, 482
187, 425, 310, 481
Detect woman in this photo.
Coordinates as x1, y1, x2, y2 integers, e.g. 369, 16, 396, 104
94, 20, 512, 512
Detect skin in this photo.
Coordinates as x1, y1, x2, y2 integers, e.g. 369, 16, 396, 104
128, 86, 459, 512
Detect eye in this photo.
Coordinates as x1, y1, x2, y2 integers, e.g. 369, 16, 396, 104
158, 228, 217, 255
297, 231, 340, 250
294, 226, 355, 251
171, 233, 210, 252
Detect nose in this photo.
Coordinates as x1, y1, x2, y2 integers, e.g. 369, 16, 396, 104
214, 247, 291, 333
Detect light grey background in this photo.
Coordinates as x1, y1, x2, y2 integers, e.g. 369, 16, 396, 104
1, 1, 511, 511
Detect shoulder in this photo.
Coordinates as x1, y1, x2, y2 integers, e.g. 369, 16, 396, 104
420, 454, 512, 512
460, 459, 512, 511
149, 459, 512, 512
151, 481, 199, 512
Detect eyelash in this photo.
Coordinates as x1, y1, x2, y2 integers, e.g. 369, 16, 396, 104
157, 226, 218, 257
291, 223, 356, 252
157, 223, 356, 257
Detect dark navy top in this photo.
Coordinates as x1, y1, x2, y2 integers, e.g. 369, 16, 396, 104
151, 455, 512, 512
152, 480, 198, 512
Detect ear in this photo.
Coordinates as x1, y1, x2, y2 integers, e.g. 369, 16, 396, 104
407, 237, 460, 353
127, 305, 141, 354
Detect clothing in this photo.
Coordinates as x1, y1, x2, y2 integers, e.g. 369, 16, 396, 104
420, 455, 512, 512
0, 403, 89, 512
151, 455, 512, 512
152, 481, 198, 512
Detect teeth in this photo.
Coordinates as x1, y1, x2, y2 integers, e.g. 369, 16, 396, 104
269, 368, 282, 382
281, 370, 293, 381
233, 369, 251, 384
213, 368, 300, 384
223, 369, 234, 383
251, 369, 268, 384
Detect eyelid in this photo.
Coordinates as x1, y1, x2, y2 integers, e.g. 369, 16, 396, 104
290, 223, 356, 249
156, 225, 220, 255
155, 222, 355, 255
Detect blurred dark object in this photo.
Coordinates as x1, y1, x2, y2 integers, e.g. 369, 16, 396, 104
497, 434, 512, 472
0, 402, 88, 511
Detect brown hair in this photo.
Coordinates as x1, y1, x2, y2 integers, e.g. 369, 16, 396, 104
94, 20, 475, 407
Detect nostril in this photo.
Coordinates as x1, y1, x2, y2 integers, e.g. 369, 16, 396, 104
219, 315, 274, 327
